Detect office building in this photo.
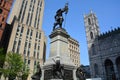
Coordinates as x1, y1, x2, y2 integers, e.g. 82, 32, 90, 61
6, 0, 46, 79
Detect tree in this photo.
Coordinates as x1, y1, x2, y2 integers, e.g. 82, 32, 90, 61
2, 52, 29, 80
0, 51, 30, 80
5, 52, 24, 80
21, 65, 30, 80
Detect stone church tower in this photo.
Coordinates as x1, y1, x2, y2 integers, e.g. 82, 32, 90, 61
84, 11, 102, 78
84, 11, 120, 80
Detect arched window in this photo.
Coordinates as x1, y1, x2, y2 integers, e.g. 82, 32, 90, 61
90, 32, 93, 39
94, 63, 99, 77
92, 44, 95, 55
88, 18, 91, 25
105, 59, 116, 80
116, 56, 120, 78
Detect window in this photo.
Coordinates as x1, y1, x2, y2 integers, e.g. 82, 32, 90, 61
92, 44, 95, 55
38, 46, 40, 50
17, 40, 21, 53
37, 52, 39, 59
21, 27, 24, 33
29, 43, 31, 48
34, 4, 39, 28
21, 1, 28, 22
25, 42, 27, 48
28, 60, 30, 65
34, 43, 37, 49
12, 41, 17, 52
90, 32, 93, 39
24, 50, 26, 55
40, 1, 42, 7
29, 13, 33, 26
33, 51, 36, 57
18, 0, 25, 21
27, 50, 30, 57
36, 32, 38, 38
27, 29, 29, 35
30, 30, 33, 36
88, 18, 91, 25
37, 8, 41, 29
34, 0, 36, 3
26, 13, 30, 25
34, 60, 36, 66
39, 33, 41, 39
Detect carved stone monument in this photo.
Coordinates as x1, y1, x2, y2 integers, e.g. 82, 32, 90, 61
42, 28, 77, 80
40, 3, 79, 80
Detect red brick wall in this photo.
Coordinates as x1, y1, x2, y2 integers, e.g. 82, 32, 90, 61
0, 0, 13, 41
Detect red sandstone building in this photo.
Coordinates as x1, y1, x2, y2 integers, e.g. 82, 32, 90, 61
0, 0, 13, 42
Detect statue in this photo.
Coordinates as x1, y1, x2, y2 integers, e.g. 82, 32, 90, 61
76, 66, 86, 80
31, 62, 41, 80
53, 3, 68, 30
52, 59, 64, 79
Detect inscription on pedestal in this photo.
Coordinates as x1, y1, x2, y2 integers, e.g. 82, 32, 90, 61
44, 69, 73, 80
64, 70, 73, 80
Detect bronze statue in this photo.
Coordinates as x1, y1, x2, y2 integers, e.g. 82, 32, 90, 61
76, 66, 86, 80
31, 62, 41, 80
53, 3, 68, 30
52, 59, 64, 79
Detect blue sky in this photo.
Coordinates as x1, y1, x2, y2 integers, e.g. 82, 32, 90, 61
42, 0, 120, 65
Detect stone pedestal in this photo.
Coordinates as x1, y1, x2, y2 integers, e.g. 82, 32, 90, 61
41, 28, 77, 80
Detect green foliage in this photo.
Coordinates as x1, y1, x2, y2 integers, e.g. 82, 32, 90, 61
0, 51, 30, 79
6, 52, 24, 73
21, 64, 30, 80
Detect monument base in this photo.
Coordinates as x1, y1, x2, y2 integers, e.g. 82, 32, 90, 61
41, 28, 77, 80
43, 63, 74, 80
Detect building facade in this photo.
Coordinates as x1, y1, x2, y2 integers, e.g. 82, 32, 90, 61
6, 0, 46, 80
68, 37, 80, 67
84, 11, 120, 80
0, 0, 13, 43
